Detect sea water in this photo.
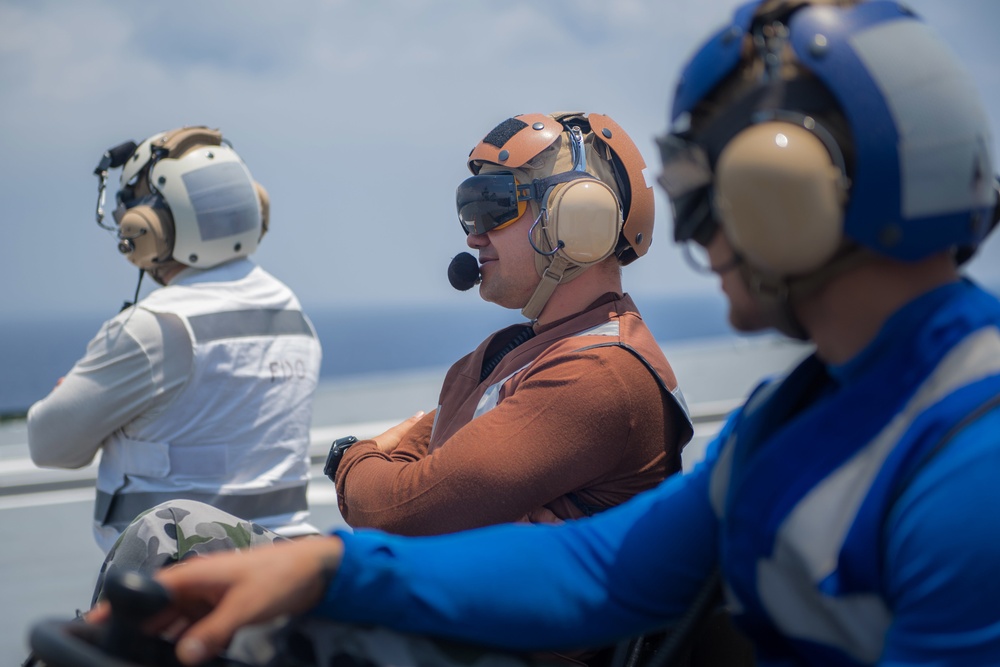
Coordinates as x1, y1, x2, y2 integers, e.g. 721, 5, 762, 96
0, 292, 737, 416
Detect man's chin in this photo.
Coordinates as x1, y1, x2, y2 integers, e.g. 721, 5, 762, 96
727, 310, 770, 334
478, 288, 534, 313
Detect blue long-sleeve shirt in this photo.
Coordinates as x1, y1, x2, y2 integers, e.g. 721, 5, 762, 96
317, 281, 1000, 666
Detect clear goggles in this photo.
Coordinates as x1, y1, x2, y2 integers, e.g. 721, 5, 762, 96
655, 132, 718, 246
456, 173, 538, 236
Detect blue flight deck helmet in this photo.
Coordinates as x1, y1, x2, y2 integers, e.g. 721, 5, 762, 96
659, 0, 998, 279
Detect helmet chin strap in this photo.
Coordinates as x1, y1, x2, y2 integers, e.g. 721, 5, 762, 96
738, 243, 872, 340
520, 211, 592, 322
521, 253, 577, 322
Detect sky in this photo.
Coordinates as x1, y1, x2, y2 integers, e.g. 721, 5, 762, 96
1, 0, 998, 323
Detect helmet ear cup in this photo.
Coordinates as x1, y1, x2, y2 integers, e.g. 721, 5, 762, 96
117, 206, 174, 270
538, 179, 622, 266
713, 121, 848, 275
254, 181, 270, 240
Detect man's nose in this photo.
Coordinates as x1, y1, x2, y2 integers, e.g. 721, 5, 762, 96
466, 232, 489, 249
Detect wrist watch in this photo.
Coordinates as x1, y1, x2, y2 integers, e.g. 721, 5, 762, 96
323, 435, 358, 482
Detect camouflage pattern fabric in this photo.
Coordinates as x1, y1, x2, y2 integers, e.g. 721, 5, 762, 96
90, 500, 563, 666
92, 499, 286, 605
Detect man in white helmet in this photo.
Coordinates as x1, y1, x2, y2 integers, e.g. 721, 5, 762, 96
26, 126, 323, 552
73, 3, 1000, 666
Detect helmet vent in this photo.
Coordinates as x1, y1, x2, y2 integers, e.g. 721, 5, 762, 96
483, 118, 528, 149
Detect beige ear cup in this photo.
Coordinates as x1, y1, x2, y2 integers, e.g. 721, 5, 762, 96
534, 179, 622, 271
254, 181, 270, 240
117, 206, 174, 270
714, 121, 847, 275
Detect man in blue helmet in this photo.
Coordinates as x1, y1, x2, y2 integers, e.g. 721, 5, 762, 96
84, 2, 1000, 665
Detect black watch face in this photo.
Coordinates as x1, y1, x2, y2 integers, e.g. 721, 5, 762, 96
323, 446, 339, 479
323, 436, 357, 481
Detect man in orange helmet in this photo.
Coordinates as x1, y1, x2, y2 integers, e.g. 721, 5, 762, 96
329, 112, 691, 535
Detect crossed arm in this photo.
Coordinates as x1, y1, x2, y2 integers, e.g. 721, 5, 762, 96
334, 345, 675, 534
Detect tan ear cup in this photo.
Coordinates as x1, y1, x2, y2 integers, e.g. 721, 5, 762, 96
523, 179, 623, 320
544, 180, 622, 264
254, 181, 270, 240
117, 206, 174, 270
714, 121, 847, 275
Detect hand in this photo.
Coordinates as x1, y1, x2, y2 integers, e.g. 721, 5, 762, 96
88, 535, 345, 666
373, 411, 425, 453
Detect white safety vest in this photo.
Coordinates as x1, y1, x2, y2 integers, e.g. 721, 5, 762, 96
94, 259, 322, 550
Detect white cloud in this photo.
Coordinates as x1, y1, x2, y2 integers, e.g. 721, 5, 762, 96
1, 0, 997, 320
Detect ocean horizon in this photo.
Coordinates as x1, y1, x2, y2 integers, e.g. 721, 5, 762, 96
1, 291, 739, 416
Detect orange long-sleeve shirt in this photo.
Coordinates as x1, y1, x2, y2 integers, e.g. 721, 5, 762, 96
335, 293, 690, 536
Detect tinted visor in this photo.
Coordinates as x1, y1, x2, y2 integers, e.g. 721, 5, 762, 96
456, 173, 531, 235
656, 132, 718, 245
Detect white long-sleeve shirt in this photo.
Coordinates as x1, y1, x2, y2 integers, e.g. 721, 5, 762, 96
28, 259, 322, 550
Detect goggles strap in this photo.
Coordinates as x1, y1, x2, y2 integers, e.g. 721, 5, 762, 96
522, 172, 597, 202
521, 254, 574, 322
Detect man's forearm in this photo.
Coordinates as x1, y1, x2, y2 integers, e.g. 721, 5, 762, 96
27, 383, 105, 468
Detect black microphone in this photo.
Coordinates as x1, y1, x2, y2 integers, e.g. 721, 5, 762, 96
94, 140, 138, 176
448, 252, 481, 291
108, 141, 139, 168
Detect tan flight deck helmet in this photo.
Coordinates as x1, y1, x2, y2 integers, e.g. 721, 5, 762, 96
98, 126, 269, 284
464, 112, 655, 321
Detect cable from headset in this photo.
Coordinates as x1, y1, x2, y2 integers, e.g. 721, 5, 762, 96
528, 212, 564, 257
120, 268, 145, 312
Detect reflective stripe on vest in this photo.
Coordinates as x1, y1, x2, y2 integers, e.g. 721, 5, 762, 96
711, 326, 1000, 663
188, 309, 315, 342
95, 484, 309, 532
473, 321, 621, 419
